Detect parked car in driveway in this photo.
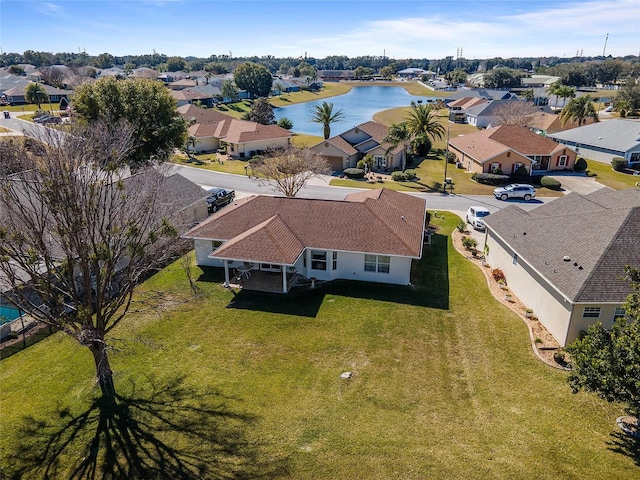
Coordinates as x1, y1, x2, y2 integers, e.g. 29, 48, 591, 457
493, 184, 536, 201
206, 187, 235, 213
466, 206, 490, 230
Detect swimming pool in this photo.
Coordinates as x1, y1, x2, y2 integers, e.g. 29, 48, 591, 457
0, 305, 23, 325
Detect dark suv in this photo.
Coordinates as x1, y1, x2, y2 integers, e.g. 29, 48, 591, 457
206, 187, 235, 213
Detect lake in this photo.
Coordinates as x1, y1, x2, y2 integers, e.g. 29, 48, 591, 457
273, 86, 437, 136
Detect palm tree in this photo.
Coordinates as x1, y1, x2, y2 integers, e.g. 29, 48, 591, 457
560, 95, 599, 126
25, 82, 49, 109
547, 82, 563, 110
311, 101, 345, 139
556, 85, 576, 109
382, 122, 411, 170
405, 104, 445, 156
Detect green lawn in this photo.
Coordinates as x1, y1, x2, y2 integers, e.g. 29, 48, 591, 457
584, 160, 640, 190
1, 215, 636, 479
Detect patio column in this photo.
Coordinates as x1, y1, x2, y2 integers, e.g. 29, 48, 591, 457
282, 268, 287, 293
224, 260, 230, 286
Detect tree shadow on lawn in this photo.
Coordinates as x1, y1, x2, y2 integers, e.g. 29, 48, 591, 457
607, 430, 640, 467
5, 376, 288, 480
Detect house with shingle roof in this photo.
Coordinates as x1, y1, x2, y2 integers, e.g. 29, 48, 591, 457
483, 188, 640, 346
182, 188, 427, 292
448, 124, 576, 174
547, 119, 640, 167
178, 104, 292, 157
309, 121, 407, 172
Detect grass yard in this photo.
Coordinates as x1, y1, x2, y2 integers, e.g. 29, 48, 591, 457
584, 160, 640, 190
1, 215, 637, 479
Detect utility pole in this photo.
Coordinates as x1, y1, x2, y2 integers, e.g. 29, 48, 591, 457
602, 33, 609, 57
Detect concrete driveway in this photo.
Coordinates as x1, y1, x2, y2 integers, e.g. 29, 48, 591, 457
552, 174, 607, 195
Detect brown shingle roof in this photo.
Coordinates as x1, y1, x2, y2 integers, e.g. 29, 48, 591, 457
183, 188, 426, 264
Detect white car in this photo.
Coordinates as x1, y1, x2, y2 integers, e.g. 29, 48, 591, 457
493, 184, 536, 201
466, 206, 490, 230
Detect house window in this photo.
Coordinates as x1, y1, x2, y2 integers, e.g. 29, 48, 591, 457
311, 250, 327, 270
582, 307, 601, 318
512, 253, 518, 265
558, 155, 567, 167
490, 162, 500, 173
374, 155, 386, 167
332, 251, 338, 270
364, 254, 390, 273
613, 307, 626, 320
630, 152, 640, 163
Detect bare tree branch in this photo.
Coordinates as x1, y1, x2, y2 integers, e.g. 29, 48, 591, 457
251, 145, 331, 197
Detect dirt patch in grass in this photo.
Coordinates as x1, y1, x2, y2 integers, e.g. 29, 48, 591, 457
450, 228, 567, 369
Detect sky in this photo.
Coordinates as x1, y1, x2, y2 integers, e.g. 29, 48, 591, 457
0, 0, 638, 60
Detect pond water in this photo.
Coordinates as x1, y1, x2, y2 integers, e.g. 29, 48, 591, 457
273, 86, 437, 136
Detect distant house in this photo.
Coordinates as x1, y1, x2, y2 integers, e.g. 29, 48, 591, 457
547, 119, 640, 167
448, 124, 576, 174
527, 111, 595, 136
317, 70, 355, 82
178, 104, 292, 157
397, 68, 435, 79
182, 188, 427, 293
2, 82, 72, 105
309, 121, 406, 172
461, 99, 550, 128
447, 97, 490, 123
170, 86, 221, 107
483, 188, 640, 346
445, 88, 516, 103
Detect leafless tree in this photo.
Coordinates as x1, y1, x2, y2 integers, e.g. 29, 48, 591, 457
38, 65, 66, 88
0, 121, 185, 404
492, 100, 541, 126
251, 145, 331, 197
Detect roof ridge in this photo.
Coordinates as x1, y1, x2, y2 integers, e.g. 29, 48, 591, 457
573, 208, 635, 301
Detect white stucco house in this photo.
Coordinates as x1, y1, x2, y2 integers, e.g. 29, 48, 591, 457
182, 188, 427, 293
483, 188, 640, 346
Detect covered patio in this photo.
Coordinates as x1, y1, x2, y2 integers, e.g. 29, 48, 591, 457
225, 266, 304, 294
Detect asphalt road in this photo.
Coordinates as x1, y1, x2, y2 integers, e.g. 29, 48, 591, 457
171, 164, 555, 220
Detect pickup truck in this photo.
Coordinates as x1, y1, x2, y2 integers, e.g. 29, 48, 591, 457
206, 187, 235, 213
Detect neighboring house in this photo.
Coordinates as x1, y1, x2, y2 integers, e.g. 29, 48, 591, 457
520, 75, 561, 89
309, 121, 406, 172
527, 111, 595, 136
170, 87, 219, 107
462, 99, 550, 128
547, 119, 640, 167
2, 83, 72, 105
483, 188, 640, 346
448, 124, 576, 174
397, 68, 436, 79
447, 97, 490, 123
97, 66, 125, 78
182, 188, 427, 293
445, 88, 516, 103
178, 104, 292, 157
317, 70, 355, 82
168, 78, 199, 90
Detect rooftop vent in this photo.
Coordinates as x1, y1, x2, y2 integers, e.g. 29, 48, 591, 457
563, 256, 571, 262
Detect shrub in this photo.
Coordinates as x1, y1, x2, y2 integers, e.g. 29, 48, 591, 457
462, 236, 478, 250
445, 151, 457, 164
343, 168, 365, 179
574, 157, 587, 171
513, 165, 529, 177
391, 171, 408, 181
492, 268, 506, 284
612, 157, 627, 172
356, 160, 366, 170
473, 173, 510, 185
491, 167, 503, 175
404, 169, 417, 180
456, 221, 466, 233
540, 176, 562, 190
553, 351, 566, 364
